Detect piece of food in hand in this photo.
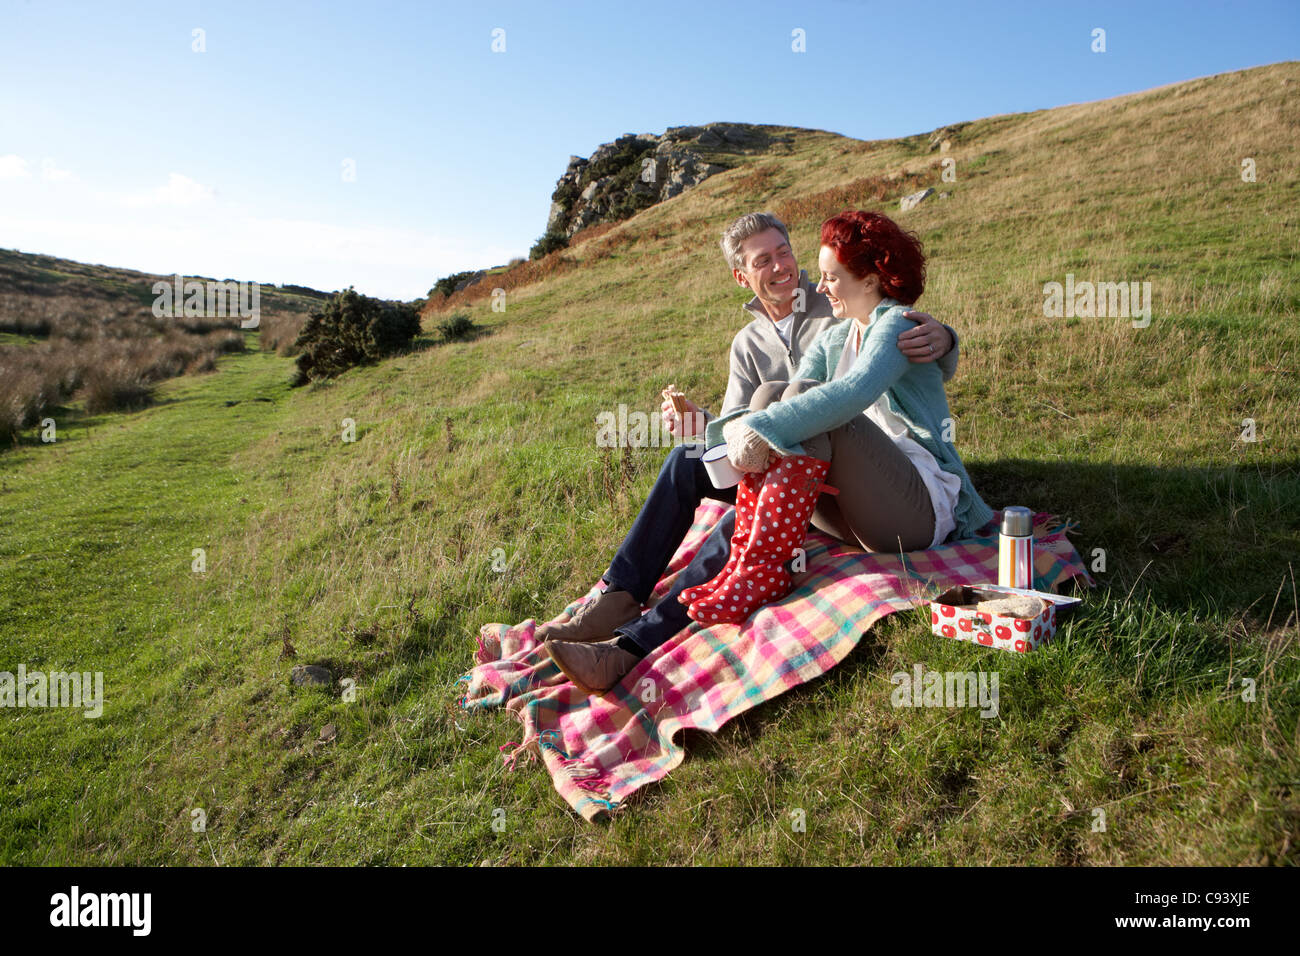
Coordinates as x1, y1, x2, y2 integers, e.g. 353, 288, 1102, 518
661, 384, 689, 417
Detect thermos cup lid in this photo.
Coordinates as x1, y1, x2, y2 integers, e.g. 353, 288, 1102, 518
1001, 506, 1033, 537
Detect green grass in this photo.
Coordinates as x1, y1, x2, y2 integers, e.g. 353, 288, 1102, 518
1, 63, 1298, 865
0, 332, 41, 346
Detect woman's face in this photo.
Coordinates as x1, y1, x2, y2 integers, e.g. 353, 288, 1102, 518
815, 245, 881, 320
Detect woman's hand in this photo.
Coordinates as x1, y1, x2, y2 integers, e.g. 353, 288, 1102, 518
897, 311, 953, 362
723, 419, 774, 473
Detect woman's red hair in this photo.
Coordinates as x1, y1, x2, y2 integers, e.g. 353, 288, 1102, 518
820, 210, 926, 304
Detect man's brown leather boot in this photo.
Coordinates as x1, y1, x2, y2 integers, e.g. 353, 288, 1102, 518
535, 588, 641, 643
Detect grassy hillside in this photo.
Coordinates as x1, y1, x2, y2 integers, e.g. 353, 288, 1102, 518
0, 247, 331, 341
0, 249, 333, 439
1, 63, 1297, 865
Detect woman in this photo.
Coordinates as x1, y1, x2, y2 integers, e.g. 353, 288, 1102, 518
680, 210, 994, 624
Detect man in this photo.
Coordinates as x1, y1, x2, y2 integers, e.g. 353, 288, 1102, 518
541, 212, 959, 694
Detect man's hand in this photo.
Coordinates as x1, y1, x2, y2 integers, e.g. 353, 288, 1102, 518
661, 394, 706, 439
897, 311, 953, 363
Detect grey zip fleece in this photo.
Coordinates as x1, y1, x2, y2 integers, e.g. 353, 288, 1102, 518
710, 270, 959, 421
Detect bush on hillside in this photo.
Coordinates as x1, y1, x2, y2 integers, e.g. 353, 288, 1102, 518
583, 133, 655, 183
292, 288, 421, 385
436, 312, 476, 342
607, 189, 657, 222
1, 367, 58, 438
529, 229, 569, 260
551, 179, 580, 208
80, 359, 155, 414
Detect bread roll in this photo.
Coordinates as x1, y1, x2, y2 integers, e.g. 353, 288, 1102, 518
976, 595, 1044, 619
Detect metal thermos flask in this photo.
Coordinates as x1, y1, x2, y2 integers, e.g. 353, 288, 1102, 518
999, 506, 1034, 589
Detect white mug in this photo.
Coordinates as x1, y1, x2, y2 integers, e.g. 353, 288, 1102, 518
702, 444, 742, 489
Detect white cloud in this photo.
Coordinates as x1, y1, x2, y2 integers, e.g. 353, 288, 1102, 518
156, 172, 214, 205
0, 155, 31, 180
104, 172, 216, 208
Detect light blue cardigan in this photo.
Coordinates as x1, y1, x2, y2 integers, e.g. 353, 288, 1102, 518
705, 299, 995, 541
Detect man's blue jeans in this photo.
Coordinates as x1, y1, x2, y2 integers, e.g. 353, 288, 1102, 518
614, 509, 735, 657
602, 443, 737, 655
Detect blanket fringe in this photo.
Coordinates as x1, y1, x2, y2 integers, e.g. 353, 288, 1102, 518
474, 626, 504, 664
539, 730, 617, 800
499, 737, 539, 770
1051, 517, 1081, 537
1031, 511, 1079, 539
453, 673, 471, 709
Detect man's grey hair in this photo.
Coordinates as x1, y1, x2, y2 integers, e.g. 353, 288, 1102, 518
720, 212, 792, 272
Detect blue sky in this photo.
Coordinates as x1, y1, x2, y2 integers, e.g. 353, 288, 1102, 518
1, 0, 1295, 299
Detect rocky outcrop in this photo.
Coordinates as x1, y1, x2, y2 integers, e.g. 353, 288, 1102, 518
542, 123, 790, 241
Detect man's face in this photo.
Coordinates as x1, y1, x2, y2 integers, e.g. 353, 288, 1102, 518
734, 228, 799, 310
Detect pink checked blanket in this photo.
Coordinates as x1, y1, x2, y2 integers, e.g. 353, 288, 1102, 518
458, 500, 1093, 821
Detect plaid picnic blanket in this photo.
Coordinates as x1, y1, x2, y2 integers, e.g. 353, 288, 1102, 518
458, 500, 1092, 821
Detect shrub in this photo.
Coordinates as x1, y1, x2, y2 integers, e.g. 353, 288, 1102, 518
583, 133, 655, 182
608, 189, 657, 222
210, 330, 246, 354
436, 312, 476, 342
186, 353, 217, 374
530, 229, 569, 260
79, 358, 154, 414
0, 367, 56, 438
551, 179, 580, 208
292, 288, 421, 385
